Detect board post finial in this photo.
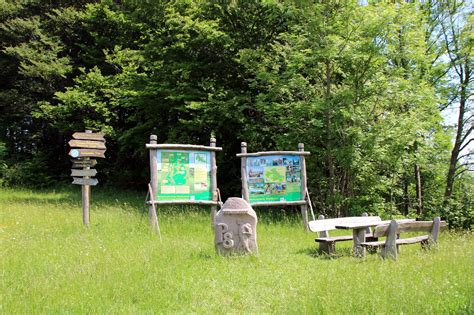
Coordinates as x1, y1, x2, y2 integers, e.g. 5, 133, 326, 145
241, 142, 247, 154
150, 134, 157, 144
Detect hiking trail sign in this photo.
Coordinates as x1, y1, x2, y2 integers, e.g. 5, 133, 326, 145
68, 130, 106, 226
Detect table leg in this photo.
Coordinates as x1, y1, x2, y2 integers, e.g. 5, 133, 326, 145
353, 228, 366, 257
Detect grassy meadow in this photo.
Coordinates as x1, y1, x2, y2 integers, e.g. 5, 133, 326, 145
1, 187, 473, 314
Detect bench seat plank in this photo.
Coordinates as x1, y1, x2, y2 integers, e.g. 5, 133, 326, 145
316, 234, 378, 243
315, 236, 353, 242
361, 235, 429, 247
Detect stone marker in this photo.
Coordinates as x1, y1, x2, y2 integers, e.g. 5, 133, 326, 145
214, 197, 258, 255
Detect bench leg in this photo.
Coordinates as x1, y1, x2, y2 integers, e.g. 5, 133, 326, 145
381, 244, 397, 260
397, 233, 401, 253
422, 217, 440, 250
319, 242, 335, 255
380, 220, 398, 260
353, 228, 366, 257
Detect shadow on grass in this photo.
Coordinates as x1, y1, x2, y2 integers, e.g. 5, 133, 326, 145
0, 191, 79, 206
297, 247, 384, 263
296, 247, 351, 260
296, 246, 353, 260
1, 186, 316, 226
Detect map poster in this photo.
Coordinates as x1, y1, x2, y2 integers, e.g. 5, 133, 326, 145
156, 150, 212, 201
247, 155, 302, 203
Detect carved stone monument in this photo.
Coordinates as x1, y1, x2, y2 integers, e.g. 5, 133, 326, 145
214, 197, 258, 255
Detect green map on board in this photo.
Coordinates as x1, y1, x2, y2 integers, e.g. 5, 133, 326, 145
264, 166, 286, 183
164, 152, 188, 185
156, 150, 211, 201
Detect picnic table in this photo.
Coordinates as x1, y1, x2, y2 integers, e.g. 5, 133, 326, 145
336, 219, 416, 257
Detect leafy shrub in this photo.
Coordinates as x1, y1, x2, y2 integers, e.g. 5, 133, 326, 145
0, 157, 55, 188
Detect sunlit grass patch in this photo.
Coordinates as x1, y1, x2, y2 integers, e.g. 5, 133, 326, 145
1, 187, 472, 313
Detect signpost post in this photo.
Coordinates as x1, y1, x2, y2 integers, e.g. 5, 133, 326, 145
145, 135, 222, 235
68, 130, 106, 226
237, 143, 311, 230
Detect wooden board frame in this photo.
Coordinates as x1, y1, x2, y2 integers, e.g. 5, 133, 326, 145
146, 135, 222, 233
238, 142, 310, 230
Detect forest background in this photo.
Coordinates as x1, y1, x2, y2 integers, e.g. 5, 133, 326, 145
0, 0, 472, 228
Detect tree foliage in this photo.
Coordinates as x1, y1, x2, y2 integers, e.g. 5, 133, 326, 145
0, 0, 472, 227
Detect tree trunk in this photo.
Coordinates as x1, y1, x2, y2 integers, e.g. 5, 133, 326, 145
324, 59, 337, 217
414, 163, 423, 216
444, 63, 468, 204
413, 141, 423, 216
403, 178, 409, 216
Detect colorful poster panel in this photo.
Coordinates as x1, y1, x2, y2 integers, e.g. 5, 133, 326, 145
247, 155, 302, 203
156, 150, 211, 201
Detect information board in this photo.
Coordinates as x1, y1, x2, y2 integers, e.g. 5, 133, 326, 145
247, 155, 302, 203
156, 150, 211, 201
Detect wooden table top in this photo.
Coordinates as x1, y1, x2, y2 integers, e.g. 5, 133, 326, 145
335, 219, 416, 230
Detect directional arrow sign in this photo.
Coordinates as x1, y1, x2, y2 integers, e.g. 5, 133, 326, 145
71, 159, 97, 168
72, 132, 105, 142
69, 139, 106, 149
72, 177, 98, 186
69, 149, 105, 158
71, 169, 97, 177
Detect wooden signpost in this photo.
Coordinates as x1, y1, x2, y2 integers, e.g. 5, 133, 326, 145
71, 169, 98, 177
69, 130, 106, 226
71, 159, 97, 168
145, 135, 222, 235
72, 177, 99, 186
237, 142, 312, 230
69, 139, 106, 149
69, 148, 106, 158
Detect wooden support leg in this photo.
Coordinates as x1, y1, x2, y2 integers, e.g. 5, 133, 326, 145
210, 205, 217, 230
300, 204, 308, 231
423, 217, 441, 250
319, 242, 335, 255
396, 233, 401, 253
381, 243, 397, 260
381, 220, 398, 260
318, 227, 332, 254
148, 204, 158, 233
353, 228, 366, 257
147, 183, 161, 240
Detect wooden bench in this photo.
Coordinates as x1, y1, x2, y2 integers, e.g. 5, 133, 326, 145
308, 213, 381, 254
361, 217, 447, 260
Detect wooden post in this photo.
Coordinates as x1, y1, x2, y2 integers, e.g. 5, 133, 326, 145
362, 212, 371, 234
149, 134, 159, 234
210, 137, 218, 228
299, 143, 309, 230
381, 220, 398, 260
423, 217, 441, 249
318, 214, 334, 254
362, 212, 376, 254
241, 142, 250, 202
352, 228, 367, 258
82, 130, 92, 226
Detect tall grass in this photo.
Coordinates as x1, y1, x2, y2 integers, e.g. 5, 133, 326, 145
1, 187, 472, 313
